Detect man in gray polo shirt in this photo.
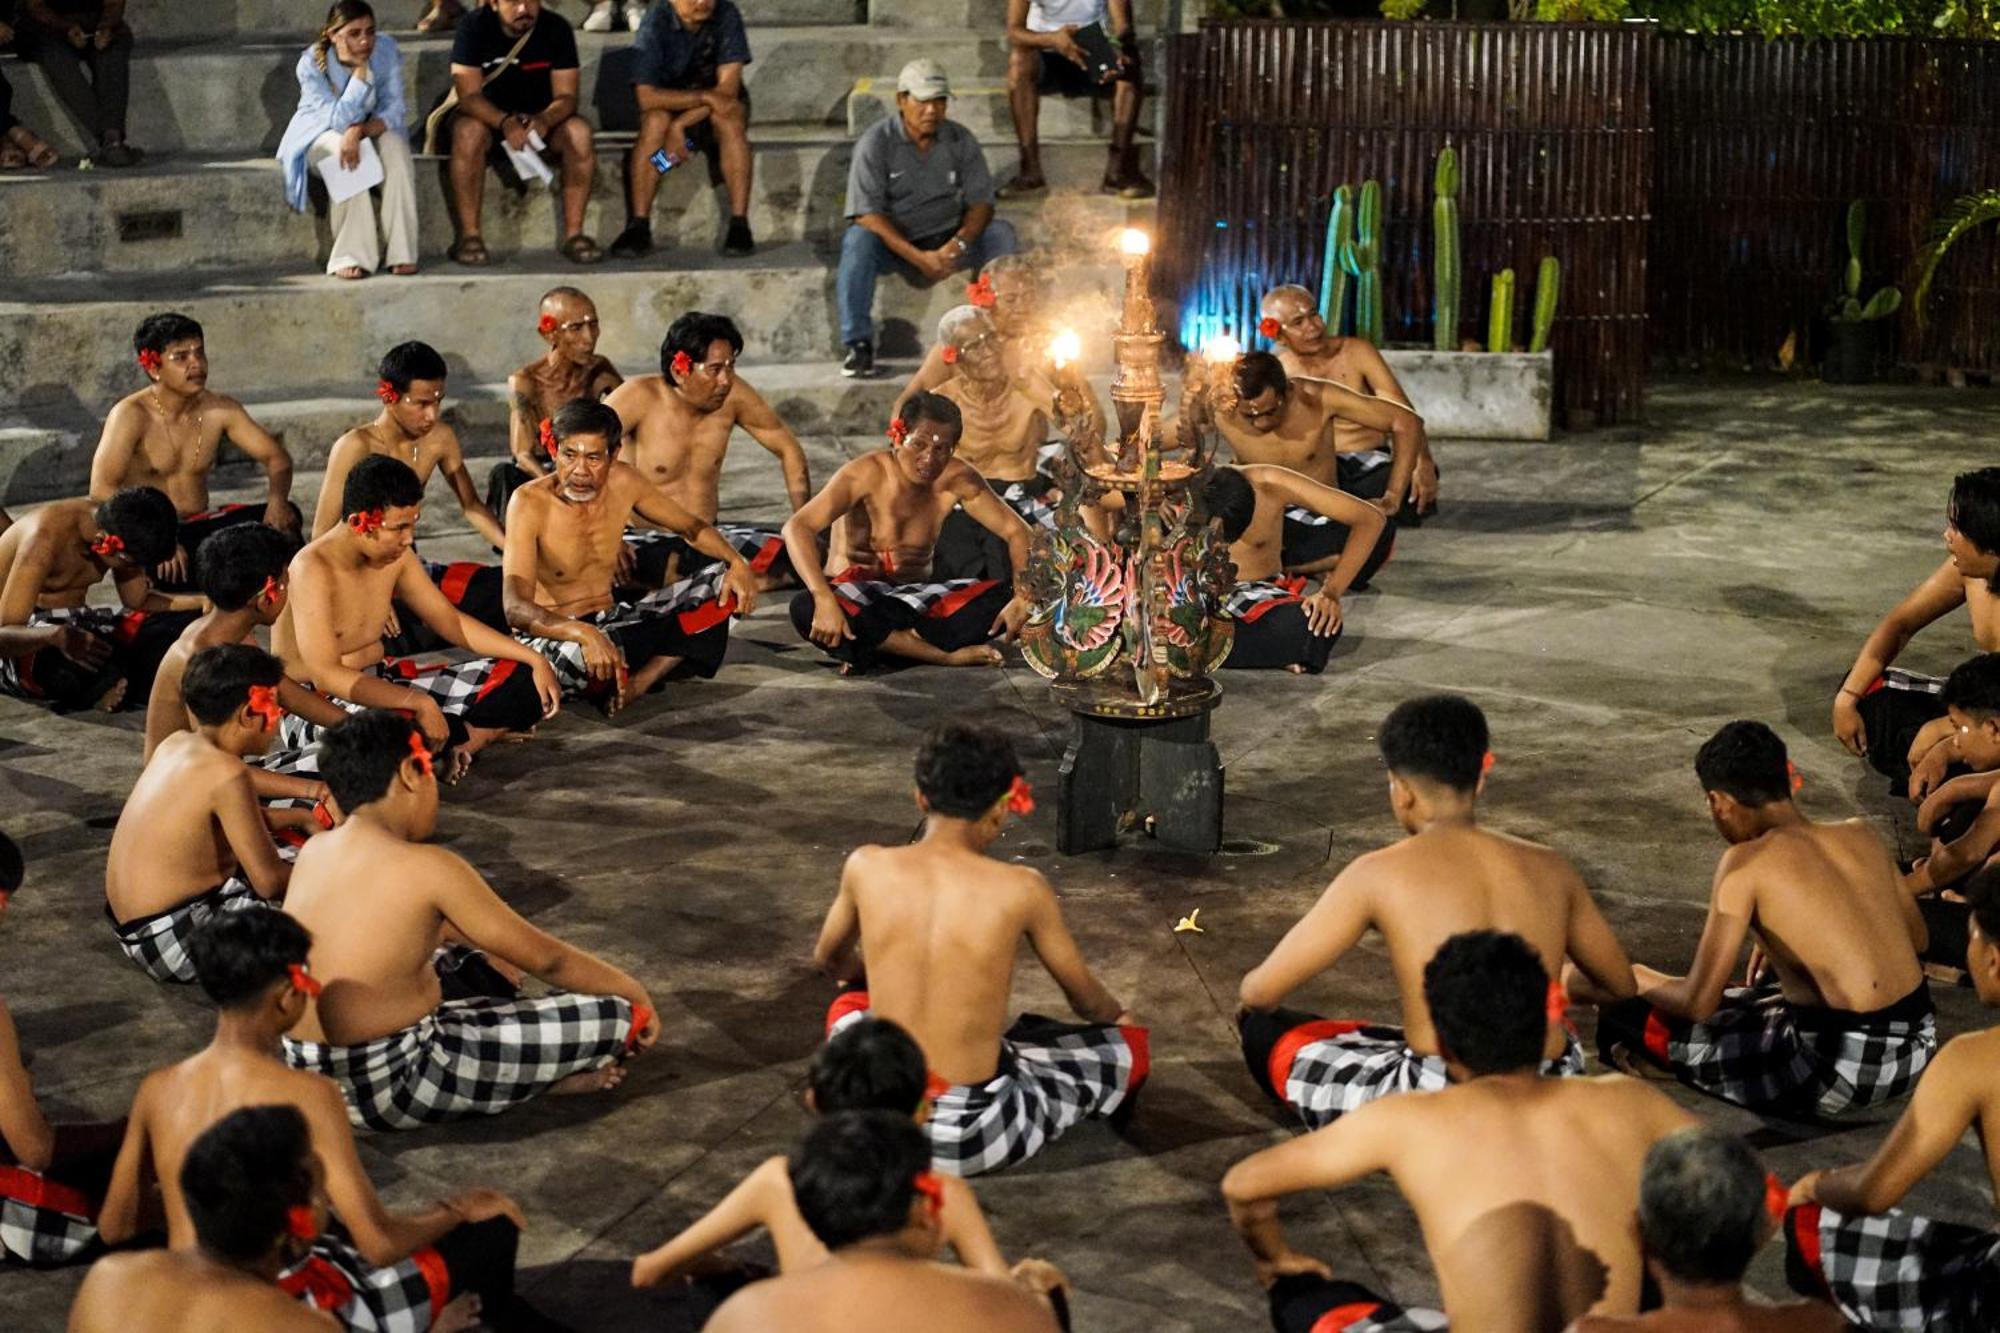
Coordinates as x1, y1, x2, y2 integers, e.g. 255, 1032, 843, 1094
837, 59, 1019, 379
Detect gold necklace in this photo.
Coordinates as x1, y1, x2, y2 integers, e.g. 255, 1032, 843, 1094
149, 385, 205, 465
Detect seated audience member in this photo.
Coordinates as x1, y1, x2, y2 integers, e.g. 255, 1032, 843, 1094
10, 0, 138, 166
1784, 864, 2000, 1330
0, 486, 197, 712
279, 710, 658, 1129
705, 1112, 1062, 1333
0, 39, 60, 168
278, 3, 418, 280
504, 399, 758, 709
98, 911, 527, 1330
609, 0, 756, 260
445, 0, 600, 266
1586, 720, 1935, 1117
69, 1108, 337, 1333
0, 831, 127, 1266
814, 722, 1144, 1176
273, 455, 558, 773
1896, 653, 2000, 967
1217, 352, 1419, 588
633, 1015, 1068, 1313
1261, 284, 1440, 519
490, 286, 623, 517
1225, 931, 1699, 1333
1001, 0, 1151, 199
90, 312, 301, 589
1569, 1127, 1842, 1333
785, 395, 1032, 674
143, 526, 342, 815
1200, 465, 1382, 674
838, 60, 1018, 379
1239, 695, 1634, 1128
106, 645, 295, 984
1835, 467, 2000, 790
311, 343, 509, 643
607, 313, 810, 591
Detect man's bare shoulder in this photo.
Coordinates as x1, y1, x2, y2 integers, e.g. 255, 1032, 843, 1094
202, 390, 254, 422
939, 456, 994, 496
101, 392, 151, 430
427, 420, 466, 458
1929, 1024, 2000, 1099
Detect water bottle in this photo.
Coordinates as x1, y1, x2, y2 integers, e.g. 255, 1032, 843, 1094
650, 149, 681, 175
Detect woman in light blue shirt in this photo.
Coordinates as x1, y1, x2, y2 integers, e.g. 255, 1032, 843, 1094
277, 2, 418, 278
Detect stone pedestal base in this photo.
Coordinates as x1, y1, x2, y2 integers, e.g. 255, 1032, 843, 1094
1054, 679, 1224, 855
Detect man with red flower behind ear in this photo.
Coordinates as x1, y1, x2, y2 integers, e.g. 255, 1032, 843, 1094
97, 910, 530, 1331
1581, 720, 1936, 1118
491, 287, 624, 515
813, 721, 1145, 1177
105, 644, 298, 984
91, 312, 301, 592
0, 484, 201, 712
1238, 694, 1636, 1129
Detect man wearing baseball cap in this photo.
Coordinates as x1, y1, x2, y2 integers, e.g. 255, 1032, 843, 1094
837, 59, 1019, 379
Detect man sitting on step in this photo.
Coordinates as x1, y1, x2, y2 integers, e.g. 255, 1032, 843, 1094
815, 721, 1146, 1176
90, 311, 301, 591
0, 485, 198, 712
1000, 0, 1153, 200
606, 312, 810, 593
786, 394, 1032, 674
490, 286, 624, 521
1239, 694, 1635, 1128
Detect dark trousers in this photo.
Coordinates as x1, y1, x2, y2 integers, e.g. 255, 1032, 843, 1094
18, 25, 132, 142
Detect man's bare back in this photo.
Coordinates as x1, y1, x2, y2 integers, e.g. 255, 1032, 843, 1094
106, 731, 271, 921
707, 1251, 1056, 1333
68, 1249, 333, 1332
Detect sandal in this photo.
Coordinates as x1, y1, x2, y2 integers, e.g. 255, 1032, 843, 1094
559, 233, 604, 265
5, 128, 57, 170
0, 143, 24, 171
389, 264, 419, 276
448, 235, 491, 267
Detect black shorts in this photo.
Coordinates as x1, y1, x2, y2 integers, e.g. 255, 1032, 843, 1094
1037, 46, 1136, 97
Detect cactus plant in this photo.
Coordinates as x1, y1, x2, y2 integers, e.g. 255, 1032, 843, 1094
1528, 255, 1560, 353
1830, 200, 1902, 323
1487, 268, 1515, 354
1432, 147, 1460, 352
1319, 185, 1355, 338
1342, 178, 1385, 345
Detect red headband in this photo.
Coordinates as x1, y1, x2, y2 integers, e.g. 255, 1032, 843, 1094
539, 418, 557, 457
966, 274, 997, 308
911, 1170, 945, 1219
407, 732, 434, 778
941, 345, 960, 365
1481, 750, 1496, 776
1006, 776, 1035, 815
1545, 979, 1569, 1025
1787, 759, 1803, 794
670, 350, 693, 379
288, 962, 322, 998
375, 378, 400, 405
136, 348, 162, 373
347, 509, 383, 535
1258, 316, 1281, 339
246, 683, 284, 732
538, 314, 558, 335
887, 419, 908, 446
89, 532, 125, 559
286, 1204, 318, 1241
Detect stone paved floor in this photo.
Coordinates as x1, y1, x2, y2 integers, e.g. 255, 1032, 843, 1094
4, 377, 1998, 1329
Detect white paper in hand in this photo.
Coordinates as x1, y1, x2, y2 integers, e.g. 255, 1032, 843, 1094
504, 128, 555, 186
316, 136, 385, 204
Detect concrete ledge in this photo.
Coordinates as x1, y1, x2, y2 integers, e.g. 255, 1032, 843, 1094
1382, 349, 1553, 441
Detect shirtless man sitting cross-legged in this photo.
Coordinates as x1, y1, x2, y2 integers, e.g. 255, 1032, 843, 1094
279, 709, 659, 1130
1217, 352, 1421, 590
504, 399, 759, 711
1583, 720, 1936, 1118
0, 485, 198, 712
814, 722, 1146, 1176
106, 644, 298, 985
706, 1112, 1060, 1333
69, 1107, 337, 1333
1224, 930, 1699, 1333
1240, 694, 1635, 1129
98, 910, 529, 1332
311, 342, 510, 646
893, 256, 1052, 420
785, 393, 1033, 674
90, 311, 301, 590
274, 454, 558, 775
607, 312, 811, 592
489, 286, 624, 521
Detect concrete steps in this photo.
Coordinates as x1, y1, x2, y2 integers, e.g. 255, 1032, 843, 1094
846, 75, 1150, 141
116, 0, 874, 43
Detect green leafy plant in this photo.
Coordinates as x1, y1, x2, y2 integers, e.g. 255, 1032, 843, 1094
1831, 200, 1902, 324
1912, 188, 2000, 331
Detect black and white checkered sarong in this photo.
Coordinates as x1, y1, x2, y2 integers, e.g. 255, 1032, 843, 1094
1224, 576, 1310, 623
108, 878, 270, 984
282, 957, 639, 1130
1786, 1202, 2000, 1331
521, 567, 734, 696
997, 478, 1060, 530
280, 1229, 448, 1332
277, 655, 522, 751
1601, 981, 1935, 1117
1270, 1273, 1449, 1333
828, 995, 1147, 1178
623, 522, 786, 574
0, 1164, 99, 1264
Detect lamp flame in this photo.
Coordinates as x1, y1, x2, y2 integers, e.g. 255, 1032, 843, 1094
1202, 334, 1242, 363
1117, 228, 1152, 257
1049, 328, 1082, 370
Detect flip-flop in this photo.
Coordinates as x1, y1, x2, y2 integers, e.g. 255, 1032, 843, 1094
0, 144, 24, 170
26, 142, 60, 170
448, 236, 491, 267
559, 233, 604, 265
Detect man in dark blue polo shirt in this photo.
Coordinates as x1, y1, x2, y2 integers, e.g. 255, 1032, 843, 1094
608, 0, 756, 261
837, 59, 1018, 379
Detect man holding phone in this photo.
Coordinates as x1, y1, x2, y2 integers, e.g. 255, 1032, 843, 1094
1002, 0, 1150, 200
